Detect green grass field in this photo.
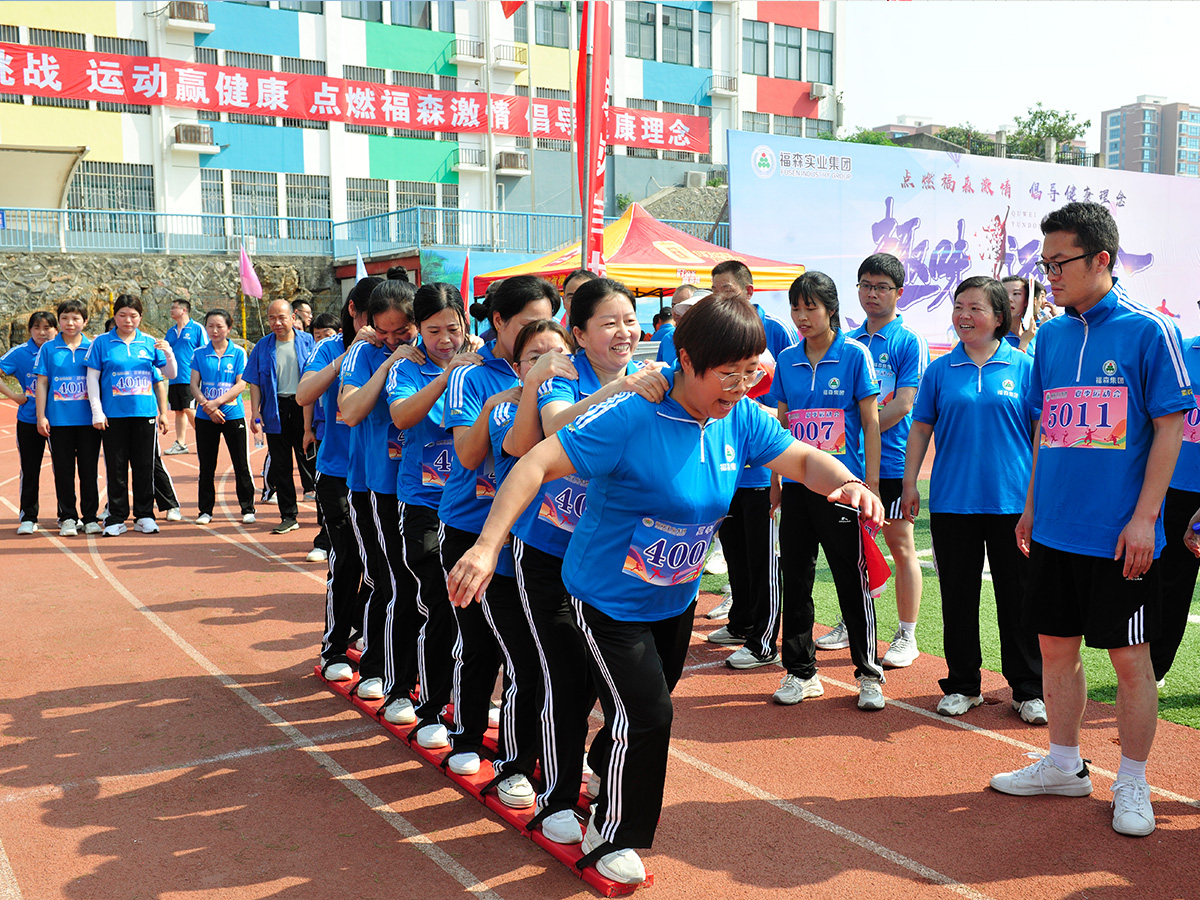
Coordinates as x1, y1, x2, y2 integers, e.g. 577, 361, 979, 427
701, 479, 1200, 730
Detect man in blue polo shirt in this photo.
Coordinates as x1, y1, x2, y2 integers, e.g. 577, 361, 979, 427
990, 201, 1191, 839
841, 253, 929, 669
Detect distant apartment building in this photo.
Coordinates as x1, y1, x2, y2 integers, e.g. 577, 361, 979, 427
1102, 95, 1200, 177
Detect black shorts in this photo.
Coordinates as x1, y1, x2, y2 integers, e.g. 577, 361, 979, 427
879, 478, 904, 521
1025, 541, 1161, 649
167, 383, 195, 411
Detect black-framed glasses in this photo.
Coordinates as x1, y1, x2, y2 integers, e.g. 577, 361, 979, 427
856, 282, 896, 296
1035, 253, 1094, 277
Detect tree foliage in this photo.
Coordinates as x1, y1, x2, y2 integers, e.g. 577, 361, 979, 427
811, 128, 897, 146
1008, 102, 1091, 159
937, 122, 993, 152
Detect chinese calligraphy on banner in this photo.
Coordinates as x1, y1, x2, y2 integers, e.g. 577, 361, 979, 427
0, 41, 709, 153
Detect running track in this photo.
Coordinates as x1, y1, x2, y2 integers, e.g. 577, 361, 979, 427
1, 403, 1198, 900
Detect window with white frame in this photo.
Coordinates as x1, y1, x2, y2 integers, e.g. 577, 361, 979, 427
231, 170, 280, 238
286, 174, 330, 239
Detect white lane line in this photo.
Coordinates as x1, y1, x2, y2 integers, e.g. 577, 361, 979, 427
0, 837, 22, 900
215, 464, 325, 584
0, 721, 381, 807
85, 539, 506, 900
0, 496, 98, 580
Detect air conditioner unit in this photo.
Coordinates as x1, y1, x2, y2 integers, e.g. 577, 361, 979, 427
685, 171, 706, 189
809, 82, 831, 100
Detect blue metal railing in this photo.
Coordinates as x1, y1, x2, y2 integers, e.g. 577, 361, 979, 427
0, 206, 730, 258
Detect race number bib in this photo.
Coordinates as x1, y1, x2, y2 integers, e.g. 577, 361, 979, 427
421, 438, 454, 487
787, 408, 846, 455
1184, 398, 1200, 444
475, 452, 496, 499
111, 371, 152, 397
537, 474, 588, 532
202, 382, 232, 401
1040, 386, 1128, 450
622, 517, 721, 586
52, 374, 87, 402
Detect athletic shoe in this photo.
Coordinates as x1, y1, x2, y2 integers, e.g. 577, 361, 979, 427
496, 773, 536, 809
355, 677, 384, 700
857, 676, 885, 711
16, 521, 37, 535
242, 513, 256, 525
59, 519, 78, 537
1013, 698, 1048, 725
303, 491, 317, 501
705, 626, 745, 646
773, 673, 824, 705
725, 646, 781, 670
196, 513, 212, 525
354, 637, 365, 653
541, 809, 583, 845
882, 628, 919, 668
382, 697, 416, 725
271, 519, 299, 534
163, 441, 188, 455
706, 586, 733, 620
585, 772, 601, 799
166, 507, 183, 522
83, 521, 103, 535
306, 547, 328, 562
1111, 776, 1155, 837
989, 754, 1093, 797
488, 701, 501, 729
322, 661, 354, 681
816, 620, 849, 650
103, 523, 127, 537
414, 723, 449, 749
582, 813, 645, 885
1156, 677, 1166, 690
262, 493, 277, 504
133, 518, 159, 534
937, 693, 983, 717
703, 543, 728, 576
447, 751, 480, 776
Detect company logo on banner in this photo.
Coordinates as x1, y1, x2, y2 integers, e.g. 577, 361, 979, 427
728, 131, 1200, 351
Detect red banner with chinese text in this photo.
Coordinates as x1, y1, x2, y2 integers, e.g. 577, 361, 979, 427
576, 1, 610, 275
0, 42, 708, 152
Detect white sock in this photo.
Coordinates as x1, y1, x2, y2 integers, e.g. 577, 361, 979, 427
1117, 755, 1147, 781
898, 621, 916, 638
1048, 742, 1083, 774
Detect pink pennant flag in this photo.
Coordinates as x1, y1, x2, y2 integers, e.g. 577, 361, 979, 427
460, 248, 471, 301
239, 245, 263, 299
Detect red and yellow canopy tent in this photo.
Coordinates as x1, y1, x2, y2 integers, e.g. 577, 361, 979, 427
471, 202, 805, 298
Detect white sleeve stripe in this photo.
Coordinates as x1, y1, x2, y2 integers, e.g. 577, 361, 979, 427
572, 390, 635, 430
1117, 298, 1189, 389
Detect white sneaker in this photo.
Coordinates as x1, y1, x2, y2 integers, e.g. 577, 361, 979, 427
1111, 776, 1155, 837
703, 545, 728, 575
541, 809, 583, 844
488, 703, 501, 729
773, 673, 824, 705
353, 637, 365, 653
725, 646, 781, 669
857, 676, 885, 711
355, 677, 384, 700
166, 507, 183, 522
196, 513, 212, 525
83, 521, 103, 535
242, 513, 257, 525
306, 547, 328, 563
303, 491, 317, 501
382, 697, 416, 725
415, 723, 449, 749
582, 812, 645, 885
990, 754, 1093, 797
1156, 677, 1166, 690
705, 625, 745, 646
1013, 698, 1048, 725
59, 519, 78, 537
133, 518, 159, 534
706, 586, 733, 620
447, 751, 480, 776
496, 773, 536, 808
322, 661, 354, 681
815, 620, 849, 650
882, 628, 919, 668
585, 772, 600, 799
16, 521, 37, 535
937, 693, 983, 716
163, 441, 188, 455
103, 523, 127, 537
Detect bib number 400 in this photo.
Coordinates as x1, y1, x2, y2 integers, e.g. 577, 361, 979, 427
641, 537, 708, 571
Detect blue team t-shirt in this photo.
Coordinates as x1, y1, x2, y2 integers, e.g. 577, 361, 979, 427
1171, 336, 1200, 493
762, 330, 878, 483
738, 305, 799, 489
385, 349, 456, 509
166, 319, 209, 386
341, 340, 403, 495
306, 336, 351, 479
85, 330, 167, 419
439, 342, 518, 534
1, 339, 43, 425
1003, 331, 1037, 356
848, 314, 930, 479
557, 375, 794, 622
191, 343, 247, 422
1030, 280, 1192, 557
33, 335, 92, 427
912, 341, 1036, 514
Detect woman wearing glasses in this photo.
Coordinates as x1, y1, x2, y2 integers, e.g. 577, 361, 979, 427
446, 293, 884, 885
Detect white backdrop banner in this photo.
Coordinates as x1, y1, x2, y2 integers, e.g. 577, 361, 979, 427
727, 131, 1200, 351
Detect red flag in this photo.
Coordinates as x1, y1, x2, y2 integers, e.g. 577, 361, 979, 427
861, 520, 892, 599
500, 1, 524, 17
460, 249, 471, 301
575, 2, 610, 276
